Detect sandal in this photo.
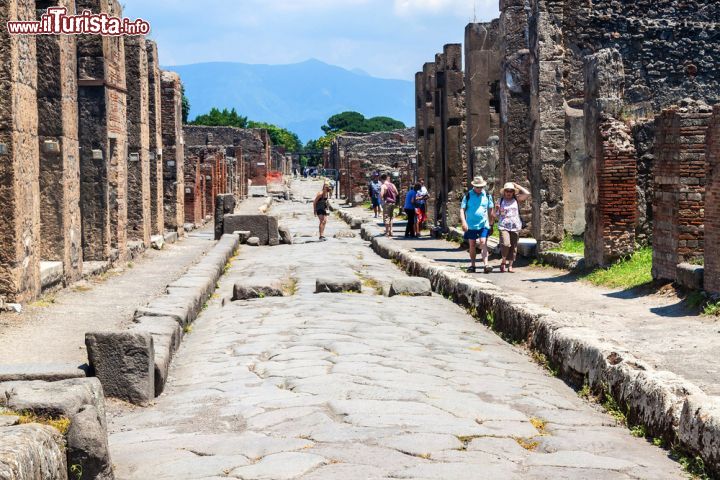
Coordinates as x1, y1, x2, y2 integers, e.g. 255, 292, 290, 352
499, 263, 506, 273
467, 266, 477, 273
484, 265, 493, 274
508, 265, 514, 273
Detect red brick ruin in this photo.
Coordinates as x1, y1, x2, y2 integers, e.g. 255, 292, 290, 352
706, 106, 720, 295
0, 0, 288, 304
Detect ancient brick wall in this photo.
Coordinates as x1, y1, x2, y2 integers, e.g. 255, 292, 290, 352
183, 155, 203, 225
652, 101, 712, 282
146, 40, 164, 235
36, 0, 82, 284
706, 106, 720, 295
0, 0, 41, 302
161, 70, 184, 235
465, 21, 500, 188
125, 35, 151, 245
632, 120, 656, 245
77, 0, 128, 260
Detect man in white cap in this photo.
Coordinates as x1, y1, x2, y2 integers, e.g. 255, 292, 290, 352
460, 176, 495, 273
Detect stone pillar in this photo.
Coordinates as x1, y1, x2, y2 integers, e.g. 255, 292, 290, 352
77, 0, 128, 261
0, 0, 41, 302
529, 0, 566, 252
161, 71, 184, 235
584, 49, 637, 267
146, 40, 164, 235
184, 155, 202, 226
706, 106, 720, 295
415, 71, 425, 184
441, 44, 466, 230
433, 53, 445, 229
465, 21, 500, 186
499, 0, 532, 233
652, 100, 712, 282
125, 35, 151, 246
36, 0, 82, 284
421, 63, 438, 226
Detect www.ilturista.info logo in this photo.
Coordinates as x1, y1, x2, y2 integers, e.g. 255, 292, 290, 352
7, 7, 150, 36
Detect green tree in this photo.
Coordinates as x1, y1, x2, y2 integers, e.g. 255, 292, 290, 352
248, 121, 301, 152
190, 107, 248, 128
320, 111, 405, 134
181, 84, 190, 124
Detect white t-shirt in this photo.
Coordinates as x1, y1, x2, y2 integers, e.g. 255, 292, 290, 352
498, 197, 522, 232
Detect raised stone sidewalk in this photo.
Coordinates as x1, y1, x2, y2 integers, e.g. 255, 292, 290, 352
339, 205, 720, 475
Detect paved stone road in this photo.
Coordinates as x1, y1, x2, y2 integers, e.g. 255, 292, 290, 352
346, 207, 720, 398
109, 181, 684, 479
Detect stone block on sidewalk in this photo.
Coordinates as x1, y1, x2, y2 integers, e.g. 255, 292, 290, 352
85, 331, 155, 406
388, 277, 432, 297
315, 277, 362, 294
233, 231, 252, 244
247, 237, 260, 247
279, 225, 293, 245
0, 425, 67, 480
150, 235, 165, 250
131, 321, 177, 397
66, 405, 114, 480
0, 364, 88, 383
676, 263, 704, 291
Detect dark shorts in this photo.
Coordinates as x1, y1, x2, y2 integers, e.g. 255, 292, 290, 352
371, 196, 380, 208
464, 228, 491, 241
316, 209, 328, 217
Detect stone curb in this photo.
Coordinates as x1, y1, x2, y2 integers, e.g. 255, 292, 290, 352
538, 251, 587, 271
340, 209, 720, 475
86, 234, 239, 407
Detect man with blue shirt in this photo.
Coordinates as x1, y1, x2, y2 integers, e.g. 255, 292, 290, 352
460, 176, 495, 273
403, 184, 420, 238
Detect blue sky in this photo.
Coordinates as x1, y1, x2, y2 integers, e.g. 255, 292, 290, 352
121, 0, 499, 81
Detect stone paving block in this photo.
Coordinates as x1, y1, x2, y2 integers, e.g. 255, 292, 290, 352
228, 452, 326, 480
315, 277, 362, 294
233, 281, 285, 301
676, 263, 704, 291
133, 316, 183, 353
278, 225, 293, 245
0, 425, 67, 480
66, 405, 113, 480
223, 215, 276, 245
234, 230, 252, 244
135, 298, 193, 327
167, 275, 216, 303
0, 364, 88, 383
247, 237, 261, 247
85, 331, 155, 406
387, 277, 432, 297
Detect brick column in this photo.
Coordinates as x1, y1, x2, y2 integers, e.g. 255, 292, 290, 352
530, 0, 566, 251
77, 0, 128, 261
415, 71, 425, 185
706, 106, 720, 295
421, 63, 437, 226
465, 21, 500, 187
652, 101, 712, 282
584, 49, 637, 267
125, 35, 151, 246
36, 0, 82, 284
499, 0, 532, 233
0, 0, 41, 302
161, 71, 184, 235
184, 155, 202, 225
146, 40, 164, 235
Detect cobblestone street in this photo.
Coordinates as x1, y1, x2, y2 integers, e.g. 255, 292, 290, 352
108, 181, 683, 479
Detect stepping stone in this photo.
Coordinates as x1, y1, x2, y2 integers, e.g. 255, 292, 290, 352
388, 277, 432, 297
315, 277, 362, 294
233, 280, 285, 301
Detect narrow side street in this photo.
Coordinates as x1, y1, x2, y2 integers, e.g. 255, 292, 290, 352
108, 181, 683, 480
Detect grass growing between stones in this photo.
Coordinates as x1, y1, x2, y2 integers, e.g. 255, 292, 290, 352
515, 437, 539, 451
28, 295, 57, 308
1, 410, 71, 435
581, 247, 653, 289
550, 235, 585, 255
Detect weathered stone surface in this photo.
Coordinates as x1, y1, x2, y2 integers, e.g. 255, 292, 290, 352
538, 252, 586, 272
85, 331, 154, 406
223, 215, 279, 246
0, 364, 87, 383
387, 277, 432, 297
146, 40, 164, 236
161, 70, 185, 236
232, 281, 284, 301
66, 405, 114, 480
247, 237, 260, 247
150, 235, 165, 250
315, 277, 362, 294
675, 263, 704, 291
234, 231, 252, 244
278, 226, 293, 245
0, 425, 67, 480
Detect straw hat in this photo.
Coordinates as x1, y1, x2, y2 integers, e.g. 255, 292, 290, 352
502, 182, 517, 192
471, 176, 487, 188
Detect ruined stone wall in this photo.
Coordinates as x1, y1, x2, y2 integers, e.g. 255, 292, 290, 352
465, 22, 500, 188
0, 0, 40, 302
706, 106, 720, 295
161, 71, 184, 235
420, 63, 437, 220
36, 0, 82, 283
499, 0, 532, 234
125, 35, 151, 245
77, 0, 128, 260
183, 154, 203, 226
632, 120, 656, 245
652, 101, 712, 282
146, 40, 163, 235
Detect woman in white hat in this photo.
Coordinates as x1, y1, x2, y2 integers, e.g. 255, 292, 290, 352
495, 182, 530, 272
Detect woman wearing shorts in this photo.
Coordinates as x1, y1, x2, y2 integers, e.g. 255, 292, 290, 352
313, 182, 332, 241
495, 182, 530, 273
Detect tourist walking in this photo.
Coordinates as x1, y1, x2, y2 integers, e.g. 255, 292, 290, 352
380, 173, 398, 237
313, 182, 332, 241
404, 184, 420, 238
415, 179, 428, 235
368, 172, 382, 218
495, 182, 530, 273
460, 176, 495, 273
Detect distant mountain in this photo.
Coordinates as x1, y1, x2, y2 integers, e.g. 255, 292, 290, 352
166, 59, 415, 143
